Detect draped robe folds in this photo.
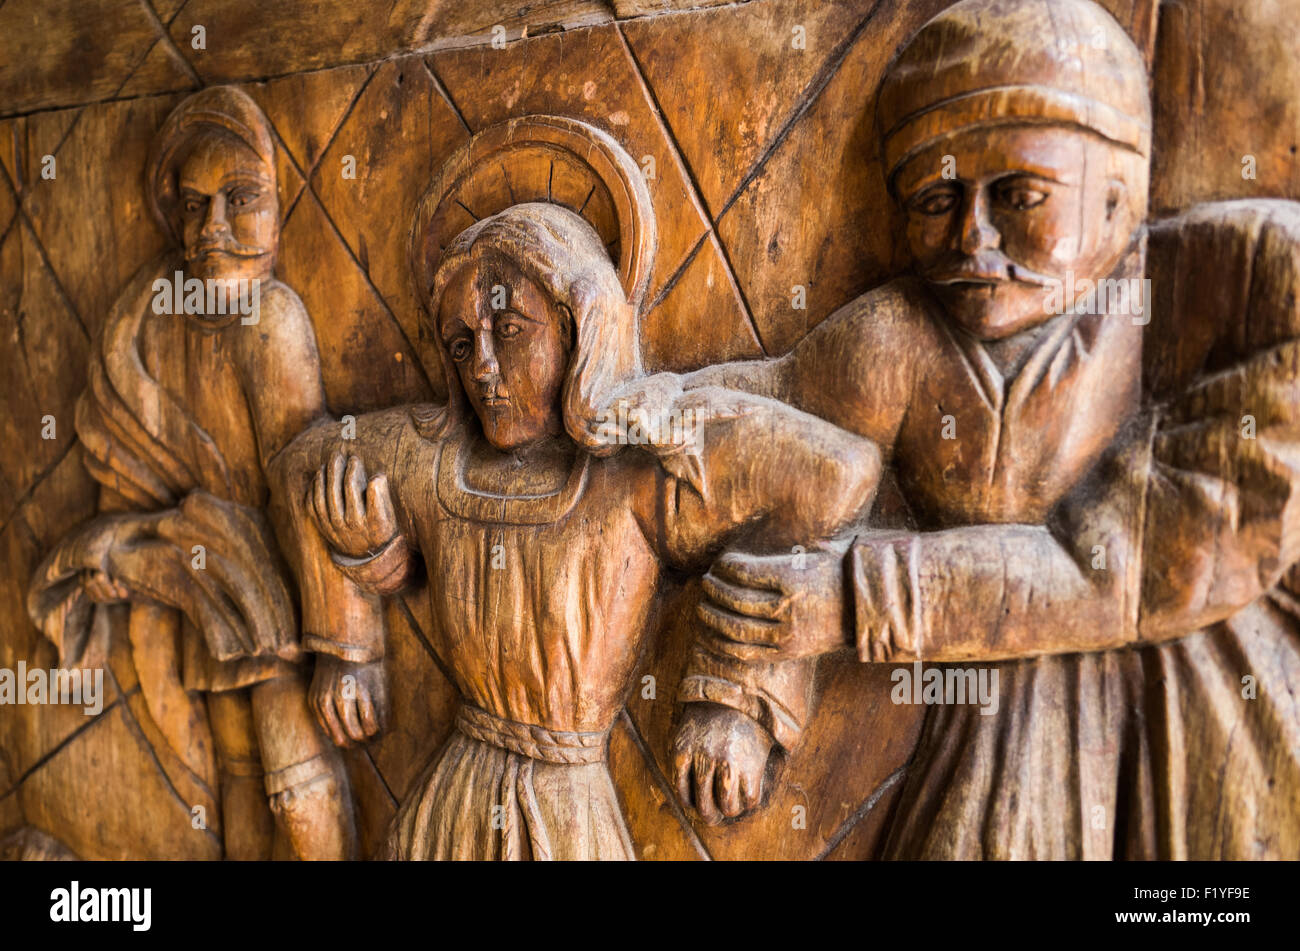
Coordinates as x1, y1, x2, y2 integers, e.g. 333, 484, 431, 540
680, 242, 1144, 757
26, 255, 306, 839
683, 201, 1300, 858
271, 391, 878, 860
859, 201, 1300, 859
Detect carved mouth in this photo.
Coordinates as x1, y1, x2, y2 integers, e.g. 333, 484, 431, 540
934, 276, 1002, 288
187, 243, 266, 260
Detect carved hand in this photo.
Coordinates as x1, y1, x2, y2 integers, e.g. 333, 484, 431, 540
310, 654, 388, 747
696, 548, 851, 662
82, 569, 129, 603
672, 703, 773, 825
309, 452, 399, 559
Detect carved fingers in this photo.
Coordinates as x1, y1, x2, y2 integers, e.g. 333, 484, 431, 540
308, 452, 398, 559
310, 655, 388, 747
671, 703, 772, 825
83, 569, 129, 603
697, 549, 849, 662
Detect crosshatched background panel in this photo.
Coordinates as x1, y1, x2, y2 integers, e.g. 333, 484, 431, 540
2, 0, 1299, 859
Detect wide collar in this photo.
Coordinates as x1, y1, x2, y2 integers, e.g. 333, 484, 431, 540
435, 431, 590, 525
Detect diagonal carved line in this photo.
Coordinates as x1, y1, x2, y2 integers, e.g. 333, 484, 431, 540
291, 66, 436, 395
251, 68, 405, 358
615, 22, 767, 356
299, 186, 436, 395
3, 111, 93, 342
619, 708, 713, 860
0, 209, 17, 247
159, 0, 194, 28
395, 593, 463, 702
422, 58, 473, 135
2, 126, 101, 349
104, 664, 224, 851
0, 696, 126, 802
360, 745, 399, 808
9, 106, 88, 194
273, 63, 379, 223
258, 110, 314, 226
106, 1, 183, 107
0, 434, 79, 543
138, 0, 203, 87
300, 65, 379, 182
642, 230, 707, 317
9, 210, 91, 340
814, 761, 908, 860
715, 0, 884, 222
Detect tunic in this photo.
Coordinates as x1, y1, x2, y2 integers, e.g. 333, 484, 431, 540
684, 201, 1300, 858
865, 201, 1300, 859
272, 388, 878, 860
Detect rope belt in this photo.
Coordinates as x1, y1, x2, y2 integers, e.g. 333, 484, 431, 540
455, 705, 608, 765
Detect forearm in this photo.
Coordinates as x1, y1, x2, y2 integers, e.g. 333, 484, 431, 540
665, 388, 880, 559
855, 342, 1300, 662
266, 413, 412, 662
1137, 339, 1300, 638
677, 647, 816, 752
679, 357, 787, 402
851, 524, 1133, 663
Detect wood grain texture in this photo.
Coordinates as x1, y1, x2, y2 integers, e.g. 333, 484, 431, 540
3, 0, 1300, 862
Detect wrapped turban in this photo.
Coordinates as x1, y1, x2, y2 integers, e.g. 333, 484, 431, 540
146, 85, 277, 243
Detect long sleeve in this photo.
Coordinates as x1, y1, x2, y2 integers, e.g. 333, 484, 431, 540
850, 305, 1300, 663
850, 202, 1300, 663
266, 408, 418, 663
651, 385, 881, 750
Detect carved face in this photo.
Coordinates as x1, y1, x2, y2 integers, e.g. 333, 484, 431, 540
177, 131, 278, 285
438, 256, 572, 452
895, 126, 1145, 340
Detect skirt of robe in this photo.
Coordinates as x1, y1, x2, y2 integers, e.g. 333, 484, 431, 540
879, 593, 1300, 860
383, 721, 635, 861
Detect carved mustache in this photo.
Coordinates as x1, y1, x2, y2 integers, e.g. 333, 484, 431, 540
185, 238, 267, 261
925, 250, 1056, 288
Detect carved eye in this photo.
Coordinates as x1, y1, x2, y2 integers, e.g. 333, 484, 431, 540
497, 320, 523, 340
911, 187, 959, 217
450, 339, 471, 362
183, 198, 203, 214
997, 182, 1048, 211
228, 188, 258, 208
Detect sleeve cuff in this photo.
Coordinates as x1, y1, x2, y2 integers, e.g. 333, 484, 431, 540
302, 634, 382, 664
330, 535, 412, 595
676, 673, 801, 752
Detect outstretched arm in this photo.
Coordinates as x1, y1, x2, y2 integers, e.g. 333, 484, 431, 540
706, 334, 1300, 666
624, 380, 880, 823
266, 408, 419, 745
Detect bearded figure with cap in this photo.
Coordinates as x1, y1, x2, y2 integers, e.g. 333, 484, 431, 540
27, 87, 357, 860
673, 0, 1300, 860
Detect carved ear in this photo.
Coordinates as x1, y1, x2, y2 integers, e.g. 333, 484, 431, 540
556, 302, 576, 351
1105, 179, 1127, 221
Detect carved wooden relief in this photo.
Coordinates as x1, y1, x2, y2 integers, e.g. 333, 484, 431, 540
2, 0, 1298, 865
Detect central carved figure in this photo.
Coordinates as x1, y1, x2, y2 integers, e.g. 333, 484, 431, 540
270, 120, 880, 859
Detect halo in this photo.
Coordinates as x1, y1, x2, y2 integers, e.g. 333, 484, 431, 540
411, 115, 657, 313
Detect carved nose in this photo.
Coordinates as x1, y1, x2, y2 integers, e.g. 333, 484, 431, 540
200, 193, 229, 237
958, 190, 999, 255
472, 333, 500, 384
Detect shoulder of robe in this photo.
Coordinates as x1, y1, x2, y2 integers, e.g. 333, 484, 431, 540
272, 405, 424, 474
816, 275, 939, 347
1146, 199, 1300, 390
249, 279, 314, 341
